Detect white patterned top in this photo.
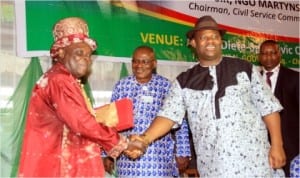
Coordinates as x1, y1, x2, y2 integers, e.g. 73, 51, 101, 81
158, 57, 283, 177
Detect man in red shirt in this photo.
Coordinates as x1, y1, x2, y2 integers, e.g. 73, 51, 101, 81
18, 17, 142, 177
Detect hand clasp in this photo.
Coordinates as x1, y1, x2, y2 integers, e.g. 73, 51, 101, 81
123, 134, 151, 159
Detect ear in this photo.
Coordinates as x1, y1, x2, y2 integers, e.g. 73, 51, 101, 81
189, 39, 196, 48
277, 48, 282, 56
57, 48, 65, 62
153, 59, 158, 68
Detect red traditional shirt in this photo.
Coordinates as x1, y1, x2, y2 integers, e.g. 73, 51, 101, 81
18, 63, 126, 177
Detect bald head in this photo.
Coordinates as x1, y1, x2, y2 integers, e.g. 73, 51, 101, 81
131, 45, 157, 83
133, 46, 156, 60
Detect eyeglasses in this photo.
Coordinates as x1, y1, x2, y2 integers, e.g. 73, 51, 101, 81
132, 59, 154, 65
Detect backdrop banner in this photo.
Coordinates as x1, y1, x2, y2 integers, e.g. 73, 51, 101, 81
15, 0, 299, 68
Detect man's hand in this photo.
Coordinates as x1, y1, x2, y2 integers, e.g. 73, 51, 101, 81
176, 156, 190, 174
269, 145, 286, 169
123, 134, 148, 159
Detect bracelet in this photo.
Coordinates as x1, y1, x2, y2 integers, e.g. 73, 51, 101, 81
140, 133, 151, 146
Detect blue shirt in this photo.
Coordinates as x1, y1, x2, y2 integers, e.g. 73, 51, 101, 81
111, 74, 191, 177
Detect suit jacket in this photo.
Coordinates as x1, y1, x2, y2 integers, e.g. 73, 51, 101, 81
274, 66, 299, 176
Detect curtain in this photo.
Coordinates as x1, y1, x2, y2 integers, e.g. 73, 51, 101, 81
0, 57, 43, 177
119, 62, 129, 79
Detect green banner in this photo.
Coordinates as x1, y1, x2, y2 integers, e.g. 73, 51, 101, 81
25, 1, 194, 62
17, 1, 299, 68
222, 35, 300, 67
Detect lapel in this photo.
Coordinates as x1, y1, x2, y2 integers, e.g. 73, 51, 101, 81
274, 66, 285, 99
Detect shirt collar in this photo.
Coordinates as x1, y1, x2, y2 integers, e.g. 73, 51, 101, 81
262, 64, 280, 74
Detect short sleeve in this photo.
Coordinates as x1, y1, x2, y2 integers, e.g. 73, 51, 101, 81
157, 80, 186, 126
250, 67, 283, 116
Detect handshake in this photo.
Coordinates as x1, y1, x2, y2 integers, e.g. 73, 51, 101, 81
123, 134, 152, 159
